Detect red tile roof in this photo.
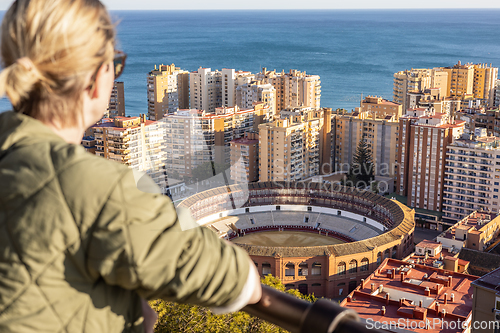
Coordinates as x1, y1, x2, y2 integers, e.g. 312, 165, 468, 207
341, 258, 477, 333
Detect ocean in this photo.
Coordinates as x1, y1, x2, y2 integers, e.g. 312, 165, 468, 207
1, 9, 500, 115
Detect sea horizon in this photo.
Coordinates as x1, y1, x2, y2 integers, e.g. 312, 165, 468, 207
1, 8, 500, 115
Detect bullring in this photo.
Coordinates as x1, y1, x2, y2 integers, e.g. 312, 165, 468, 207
178, 181, 415, 298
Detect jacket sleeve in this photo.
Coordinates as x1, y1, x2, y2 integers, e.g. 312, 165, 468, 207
86, 169, 251, 307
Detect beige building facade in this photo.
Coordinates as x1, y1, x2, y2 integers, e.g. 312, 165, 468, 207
258, 108, 325, 182
92, 115, 167, 188
331, 110, 399, 190
395, 63, 499, 113
255, 68, 321, 113
235, 82, 276, 117
359, 95, 402, 119
147, 64, 189, 121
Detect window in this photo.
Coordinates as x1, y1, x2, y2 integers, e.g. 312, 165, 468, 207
276, 206, 281, 211
262, 262, 272, 276
312, 262, 321, 276
337, 262, 346, 275
361, 258, 369, 271
298, 263, 308, 276
307, 206, 312, 212
285, 263, 295, 277
349, 260, 357, 274
245, 208, 250, 213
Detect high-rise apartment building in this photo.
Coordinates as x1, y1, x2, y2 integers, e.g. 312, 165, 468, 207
258, 108, 325, 182
235, 82, 276, 117
394, 63, 499, 111
442, 129, 500, 223
397, 108, 465, 211
92, 115, 167, 188
189, 67, 221, 113
494, 79, 500, 108
443, 61, 475, 100
147, 64, 189, 121
163, 104, 270, 177
393, 68, 449, 111
222, 68, 254, 108
189, 67, 254, 113
472, 63, 498, 106
230, 132, 259, 184
359, 95, 402, 120
331, 110, 399, 190
105, 81, 125, 118
255, 68, 321, 113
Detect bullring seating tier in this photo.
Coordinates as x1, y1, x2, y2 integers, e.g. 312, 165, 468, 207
179, 182, 415, 258
204, 212, 380, 241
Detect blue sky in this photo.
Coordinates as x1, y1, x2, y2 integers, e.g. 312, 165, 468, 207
1, 0, 500, 10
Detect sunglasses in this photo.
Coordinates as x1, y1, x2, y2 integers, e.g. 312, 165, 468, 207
88, 50, 127, 94
113, 50, 127, 79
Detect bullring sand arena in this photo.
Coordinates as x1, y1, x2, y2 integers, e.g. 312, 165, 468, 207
232, 230, 344, 247
179, 181, 415, 298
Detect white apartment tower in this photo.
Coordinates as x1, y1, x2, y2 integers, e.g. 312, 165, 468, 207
236, 82, 276, 118
190, 67, 254, 113
442, 128, 500, 223
163, 104, 270, 177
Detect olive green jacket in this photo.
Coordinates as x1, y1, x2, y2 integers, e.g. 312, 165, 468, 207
0, 112, 250, 332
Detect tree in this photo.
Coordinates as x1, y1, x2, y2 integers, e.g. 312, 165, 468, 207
189, 161, 230, 182
348, 139, 374, 187
370, 181, 380, 194
151, 275, 316, 333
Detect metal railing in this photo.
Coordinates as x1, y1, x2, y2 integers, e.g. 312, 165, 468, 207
243, 285, 382, 333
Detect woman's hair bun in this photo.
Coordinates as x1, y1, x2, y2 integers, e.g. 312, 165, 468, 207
0, 57, 44, 107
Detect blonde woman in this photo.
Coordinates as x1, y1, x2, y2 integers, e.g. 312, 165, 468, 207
0, 1, 261, 332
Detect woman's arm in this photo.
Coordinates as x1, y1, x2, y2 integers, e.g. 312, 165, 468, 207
86, 168, 260, 309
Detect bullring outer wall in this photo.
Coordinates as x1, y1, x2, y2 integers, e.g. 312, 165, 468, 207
179, 181, 415, 298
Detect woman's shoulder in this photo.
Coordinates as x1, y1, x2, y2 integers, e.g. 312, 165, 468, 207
0, 111, 131, 203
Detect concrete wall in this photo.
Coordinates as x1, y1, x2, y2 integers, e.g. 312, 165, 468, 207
196, 204, 385, 231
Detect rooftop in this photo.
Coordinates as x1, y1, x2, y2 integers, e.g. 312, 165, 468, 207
341, 258, 477, 333
471, 265, 500, 293
438, 212, 496, 240
416, 240, 442, 250
458, 248, 500, 276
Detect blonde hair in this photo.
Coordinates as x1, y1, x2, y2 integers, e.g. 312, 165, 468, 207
0, 0, 115, 126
